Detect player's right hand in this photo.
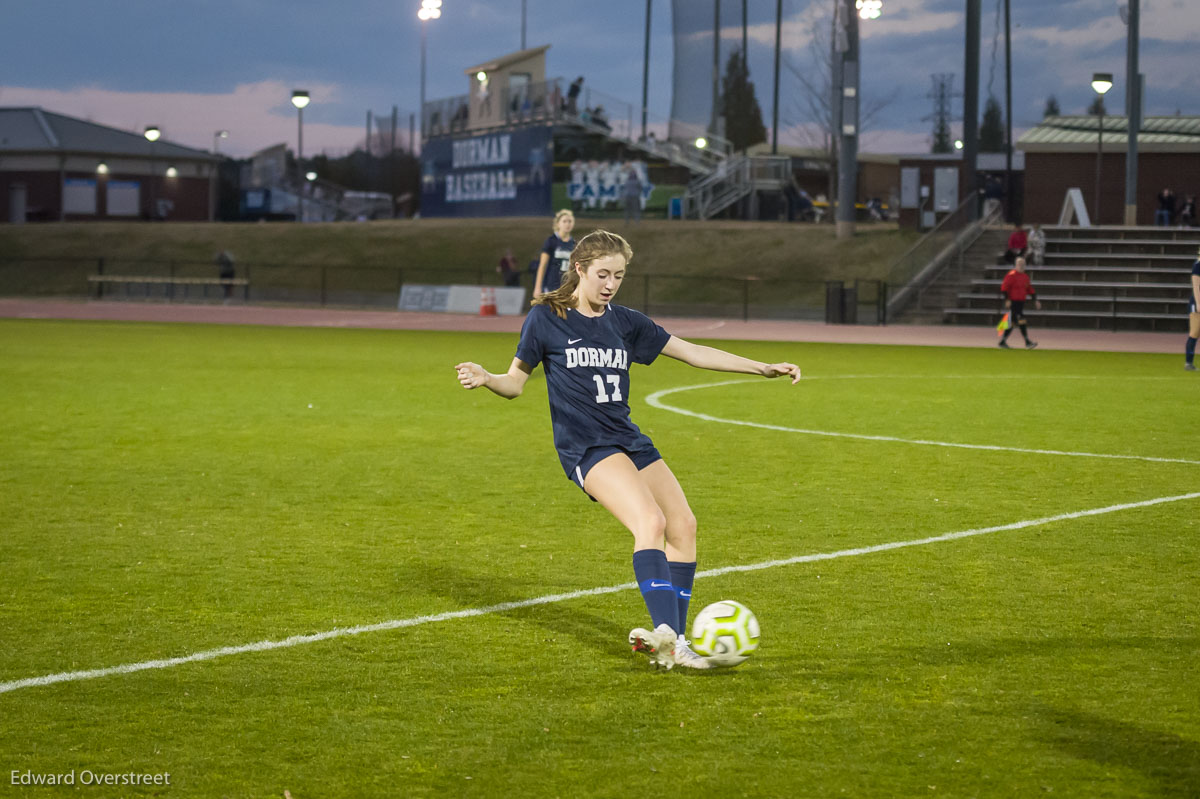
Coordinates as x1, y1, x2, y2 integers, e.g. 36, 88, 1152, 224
454, 362, 488, 390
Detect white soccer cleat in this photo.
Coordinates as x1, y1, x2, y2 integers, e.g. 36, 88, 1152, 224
629, 623, 678, 670
673, 636, 715, 670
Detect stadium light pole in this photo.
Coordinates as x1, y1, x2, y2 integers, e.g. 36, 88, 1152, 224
209, 130, 228, 222
771, 0, 781, 154
291, 91, 310, 222
831, 0, 881, 239
1091, 72, 1113, 225
143, 126, 160, 221
418, 0, 443, 153
641, 0, 651, 141
1122, 0, 1140, 225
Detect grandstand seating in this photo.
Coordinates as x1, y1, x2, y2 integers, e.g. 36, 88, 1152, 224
941, 226, 1199, 332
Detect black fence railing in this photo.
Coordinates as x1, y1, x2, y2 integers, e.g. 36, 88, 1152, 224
0, 257, 892, 324
4, 256, 1188, 331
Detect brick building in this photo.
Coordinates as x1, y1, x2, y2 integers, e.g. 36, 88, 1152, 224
1017, 115, 1200, 226
1, 107, 218, 223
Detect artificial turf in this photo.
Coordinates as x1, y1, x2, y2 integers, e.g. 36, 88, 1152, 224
0, 318, 1196, 797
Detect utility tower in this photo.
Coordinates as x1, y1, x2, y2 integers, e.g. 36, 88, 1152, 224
925, 73, 959, 153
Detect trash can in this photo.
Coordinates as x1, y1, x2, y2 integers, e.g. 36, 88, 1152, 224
842, 284, 858, 324
669, 196, 682, 219
825, 281, 844, 324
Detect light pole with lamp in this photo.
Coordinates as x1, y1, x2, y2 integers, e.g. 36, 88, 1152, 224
291, 91, 310, 222
209, 130, 228, 222
418, 0, 442, 149
144, 126, 161, 221
1091, 72, 1113, 225
831, 0, 882, 239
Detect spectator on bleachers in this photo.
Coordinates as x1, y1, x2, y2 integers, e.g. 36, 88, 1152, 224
1004, 223, 1028, 264
1155, 188, 1176, 226
1027, 224, 1046, 266
1179, 194, 1196, 228
567, 76, 584, 114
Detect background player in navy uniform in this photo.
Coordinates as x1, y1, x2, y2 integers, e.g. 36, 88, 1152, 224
455, 230, 801, 670
1186, 247, 1200, 371
532, 209, 576, 298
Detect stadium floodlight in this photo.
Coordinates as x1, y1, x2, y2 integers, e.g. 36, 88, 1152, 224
418, 2, 443, 148
291, 91, 310, 222
143, 126, 161, 142
1091, 72, 1113, 223
856, 0, 882, 20
1090, 72, 1113, 95
694, 137, 708, 149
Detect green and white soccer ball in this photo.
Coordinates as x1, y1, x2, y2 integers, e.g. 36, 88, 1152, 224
690, 600, 760, 667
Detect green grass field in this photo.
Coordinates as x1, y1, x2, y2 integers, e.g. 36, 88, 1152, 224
1, 319, 1196, 798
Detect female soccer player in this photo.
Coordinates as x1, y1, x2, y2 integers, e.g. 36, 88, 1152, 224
532, 209, 576, 298
455, 230, 800, 670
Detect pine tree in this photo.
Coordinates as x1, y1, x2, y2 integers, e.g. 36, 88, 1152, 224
720, 50, 767, 152
979, 96, 1005, 152
1043, 95, 1060, 118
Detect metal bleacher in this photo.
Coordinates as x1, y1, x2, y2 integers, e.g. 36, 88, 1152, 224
944, 226, 1200, 332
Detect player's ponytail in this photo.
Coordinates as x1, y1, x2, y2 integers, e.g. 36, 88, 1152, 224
532, 229, 633, 319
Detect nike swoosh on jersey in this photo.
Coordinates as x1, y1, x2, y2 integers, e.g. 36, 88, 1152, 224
568, 338, 583, 344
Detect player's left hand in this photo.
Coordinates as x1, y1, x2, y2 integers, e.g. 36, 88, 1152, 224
764, 362, 801, 384
454, 362, 488, 390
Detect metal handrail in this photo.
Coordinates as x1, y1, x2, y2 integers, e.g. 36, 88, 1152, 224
884, 195, 1002, 319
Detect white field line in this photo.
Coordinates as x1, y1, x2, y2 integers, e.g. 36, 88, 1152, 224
644, 379, 1200, 466
3, 491, 1198, 697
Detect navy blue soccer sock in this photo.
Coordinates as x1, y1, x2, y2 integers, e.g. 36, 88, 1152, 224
632, 549, 679, 633
1187, 336, 1197, 364
668, 561, 697, 637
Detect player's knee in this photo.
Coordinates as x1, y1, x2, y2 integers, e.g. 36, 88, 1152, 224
629, 510, 667, 547
665, 508, 697, 547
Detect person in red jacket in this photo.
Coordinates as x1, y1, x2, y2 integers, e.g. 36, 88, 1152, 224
1004, 223, 1028, 264
999, 256, 1041, 349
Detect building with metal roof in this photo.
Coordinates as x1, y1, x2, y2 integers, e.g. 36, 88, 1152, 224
1017, 115, 1200, 224
1, 107, 218, 223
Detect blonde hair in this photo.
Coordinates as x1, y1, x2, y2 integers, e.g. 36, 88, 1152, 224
532, 229, 633, 319
553, 209, 575, 232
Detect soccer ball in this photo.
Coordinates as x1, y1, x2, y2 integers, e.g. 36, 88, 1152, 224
690, 600, 760, 667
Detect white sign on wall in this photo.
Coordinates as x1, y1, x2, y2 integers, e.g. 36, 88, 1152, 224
63, 178, 96, 215
106, 181, 141, 217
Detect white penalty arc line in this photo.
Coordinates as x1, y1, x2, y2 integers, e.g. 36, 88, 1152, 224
644, 379, 1200, 466
3, 491, 1198, 697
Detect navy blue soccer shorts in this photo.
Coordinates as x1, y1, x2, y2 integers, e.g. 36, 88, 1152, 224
570, 443, 663, 500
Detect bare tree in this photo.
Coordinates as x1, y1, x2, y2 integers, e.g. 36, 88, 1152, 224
781, 3, 892, 202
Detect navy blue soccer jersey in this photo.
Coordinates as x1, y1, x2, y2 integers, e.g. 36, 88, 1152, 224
539, 234, 576, 293
1191, 259, 1199, 313
515, 303, 671, 477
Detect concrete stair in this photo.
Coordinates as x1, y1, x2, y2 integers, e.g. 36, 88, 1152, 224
893, 229, 1010, 325
942, 226, 1199, 332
